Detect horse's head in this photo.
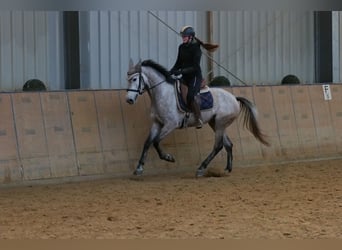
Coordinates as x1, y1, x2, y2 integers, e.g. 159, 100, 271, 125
126, 59, 172, 104
126, 59, 146, 104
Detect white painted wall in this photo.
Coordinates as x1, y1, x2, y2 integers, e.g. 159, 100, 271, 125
79, 10, 315, 88
0, 11, 64, 91
332, 11, 342, 83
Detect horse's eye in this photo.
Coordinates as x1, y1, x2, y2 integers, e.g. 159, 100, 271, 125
133, 78, 137, 82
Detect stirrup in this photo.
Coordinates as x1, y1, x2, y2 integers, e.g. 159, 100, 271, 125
195, 119, 203, 129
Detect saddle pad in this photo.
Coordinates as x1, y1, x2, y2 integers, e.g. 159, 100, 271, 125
175, 82, 213, 113
200, 91, 214, 110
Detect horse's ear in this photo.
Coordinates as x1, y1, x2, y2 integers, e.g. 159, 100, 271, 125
129, 58, 134, 68
135, 59, 142, 71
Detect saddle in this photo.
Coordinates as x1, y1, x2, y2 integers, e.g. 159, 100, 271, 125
174, 80, 214, 113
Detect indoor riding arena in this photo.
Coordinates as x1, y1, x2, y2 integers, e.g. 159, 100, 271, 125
0, 85, 341, 239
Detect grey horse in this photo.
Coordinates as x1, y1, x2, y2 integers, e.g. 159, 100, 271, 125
126, 59, 269, 177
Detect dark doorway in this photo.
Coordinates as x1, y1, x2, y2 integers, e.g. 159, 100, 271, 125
314, 11, 332, 83
63, 11, 81, 89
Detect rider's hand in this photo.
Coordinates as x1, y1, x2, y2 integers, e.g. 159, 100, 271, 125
171, 74, 182, 80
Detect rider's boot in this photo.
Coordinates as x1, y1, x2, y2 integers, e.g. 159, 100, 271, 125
190, 96, 203, 129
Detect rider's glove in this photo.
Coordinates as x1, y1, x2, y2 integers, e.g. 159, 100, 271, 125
171, 74, 182, 80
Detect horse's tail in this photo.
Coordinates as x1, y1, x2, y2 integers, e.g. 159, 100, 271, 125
236, 97, 270, 146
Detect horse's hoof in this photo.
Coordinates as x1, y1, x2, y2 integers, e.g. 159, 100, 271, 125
224, 167, 232, 173
133, 169, 144, 176
162, 154, 175, 162
196, 169, 206, 178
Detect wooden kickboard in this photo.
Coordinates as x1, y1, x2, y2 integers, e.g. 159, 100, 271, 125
20, 157, 51, 180
0, 94, 21, 182
327, 84, 342, 153
12, 93, 48, 158
68, 91, 104, 175
12, 93, 51, 180
102, 150, 130, 174
177, 127, 201, 161
94, 91, 127, 151
290, 85, 319, 158
252, 86, 282, 161
40, 92, 78, 178
271, 85, 300, 159
308, 85, 337, 156
94, 90, 130, 173
0, 159, 22, 183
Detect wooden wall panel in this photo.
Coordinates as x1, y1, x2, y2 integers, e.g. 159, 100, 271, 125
252, 86, 282, 161
290, 85, 319, 158
2, 85, 342, 185
309, 85, 337, 156
0, 94, 21, 183
94, 91, 130, 174
68, 91, 104, 175
327, 84, 342, 153
271, 85, 300, 159
40, 92, 78, 178
12, 93, 50, 180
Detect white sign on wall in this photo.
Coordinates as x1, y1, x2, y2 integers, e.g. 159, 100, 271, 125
322, 84, 332, 100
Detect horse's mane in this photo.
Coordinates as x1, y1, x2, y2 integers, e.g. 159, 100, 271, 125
141, 59, 174, 83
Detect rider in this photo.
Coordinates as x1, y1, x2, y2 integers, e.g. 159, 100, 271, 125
170, 26, 204, 129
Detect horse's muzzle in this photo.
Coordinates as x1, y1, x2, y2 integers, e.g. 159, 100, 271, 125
126, 95, 136, 104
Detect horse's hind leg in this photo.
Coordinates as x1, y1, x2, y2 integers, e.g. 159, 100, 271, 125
208, 119, 234, 173
196, 129, 224, 177
223, 134, 233, 172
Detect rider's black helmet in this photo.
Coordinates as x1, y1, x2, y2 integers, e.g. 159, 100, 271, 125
180, 26, 195, 37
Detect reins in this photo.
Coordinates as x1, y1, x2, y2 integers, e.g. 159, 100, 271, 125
146, 79, 166, 91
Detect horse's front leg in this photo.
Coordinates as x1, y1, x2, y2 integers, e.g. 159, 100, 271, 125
134, 122, 161, 176
153, 141, 175, 162
153, 123, 178, 163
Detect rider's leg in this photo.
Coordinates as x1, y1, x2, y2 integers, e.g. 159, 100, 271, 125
190, 96, 203, 129
187, 78, 203, 129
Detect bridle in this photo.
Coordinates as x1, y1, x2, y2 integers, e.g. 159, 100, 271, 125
126, 71, 145, 95
126, 68, 166, 95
